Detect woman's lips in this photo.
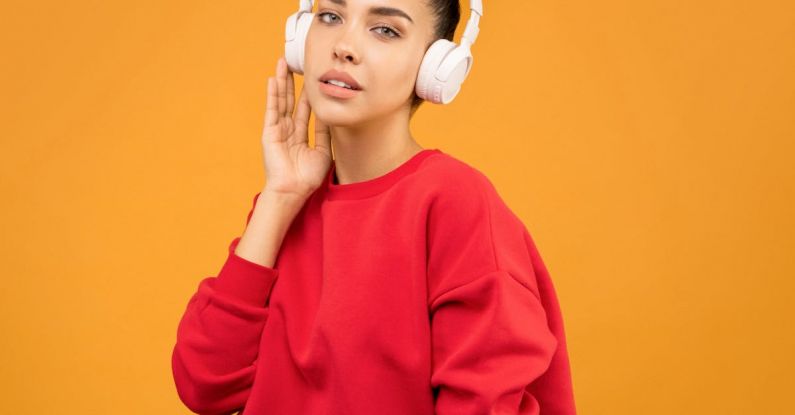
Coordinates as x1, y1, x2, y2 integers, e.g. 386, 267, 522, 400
319, 80, 361, 99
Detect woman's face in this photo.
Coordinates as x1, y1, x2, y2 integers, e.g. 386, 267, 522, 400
304, 0, 435, 126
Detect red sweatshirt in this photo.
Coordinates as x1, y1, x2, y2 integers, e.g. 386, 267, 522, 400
172, 148, 576, 415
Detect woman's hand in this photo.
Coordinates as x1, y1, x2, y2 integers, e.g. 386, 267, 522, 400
261, 56, 332, 200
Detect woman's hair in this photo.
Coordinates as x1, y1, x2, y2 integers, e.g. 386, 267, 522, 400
409, 0, 461, 117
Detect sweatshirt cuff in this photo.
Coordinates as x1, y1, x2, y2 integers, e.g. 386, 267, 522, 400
214, 237, 279, 306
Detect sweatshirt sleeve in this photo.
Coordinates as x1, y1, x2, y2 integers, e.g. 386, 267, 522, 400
171, 192, 280, 415
426, 169, 576, 415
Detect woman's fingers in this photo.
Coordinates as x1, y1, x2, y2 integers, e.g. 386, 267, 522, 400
293, 86, 311, 133
276, 57, 287, 118
314, 113, 332, 156
286, 65, 295, 116
263, 77, 278, 130
312, 87, 331, 155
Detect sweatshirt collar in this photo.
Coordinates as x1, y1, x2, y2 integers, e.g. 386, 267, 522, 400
323, 148, 442, 201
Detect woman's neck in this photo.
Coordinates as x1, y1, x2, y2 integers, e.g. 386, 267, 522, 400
329, 111, 424, 185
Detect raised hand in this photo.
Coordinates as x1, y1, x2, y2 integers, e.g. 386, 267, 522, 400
261, 56, 332, 199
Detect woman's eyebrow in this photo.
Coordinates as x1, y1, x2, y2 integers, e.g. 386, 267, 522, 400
326, 0, 415, 25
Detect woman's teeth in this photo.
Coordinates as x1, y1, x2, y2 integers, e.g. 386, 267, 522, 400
326, 79, 354, 89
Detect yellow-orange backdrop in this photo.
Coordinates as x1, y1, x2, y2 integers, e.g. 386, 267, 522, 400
1, 1, 792, 413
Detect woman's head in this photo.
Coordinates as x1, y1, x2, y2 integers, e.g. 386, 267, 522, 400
303, 0, 461, 126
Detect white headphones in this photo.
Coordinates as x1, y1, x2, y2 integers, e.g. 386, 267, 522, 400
284, 0, 482, 105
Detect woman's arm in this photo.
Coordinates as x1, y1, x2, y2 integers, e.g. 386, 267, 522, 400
170, 191, 302, 414
170, 53, 331, 413
235, 188, 307, 268
426, 167, 576, 414
429, 269, 560, 415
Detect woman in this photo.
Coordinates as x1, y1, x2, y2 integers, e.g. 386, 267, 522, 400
172, 1, 576, 414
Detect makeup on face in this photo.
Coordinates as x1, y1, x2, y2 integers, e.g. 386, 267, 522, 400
319, 79, 362, 99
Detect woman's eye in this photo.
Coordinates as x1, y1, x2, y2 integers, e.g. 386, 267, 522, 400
316, 12, 401, 39
374, 26, 400, 38
317, 12, 340, 24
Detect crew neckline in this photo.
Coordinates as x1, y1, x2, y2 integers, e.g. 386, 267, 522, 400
324, 148, 443, 200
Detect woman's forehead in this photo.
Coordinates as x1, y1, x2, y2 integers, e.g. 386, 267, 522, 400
318, 0, 428, 17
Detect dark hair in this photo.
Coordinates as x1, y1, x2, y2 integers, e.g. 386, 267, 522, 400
409, 0, 461, 117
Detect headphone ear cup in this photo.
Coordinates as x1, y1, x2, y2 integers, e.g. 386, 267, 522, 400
436, 46, 473, 104
284, 11, 314, 74
415, 39, 456, 104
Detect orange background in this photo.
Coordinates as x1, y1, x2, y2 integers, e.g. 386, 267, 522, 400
1, 1, 793, 413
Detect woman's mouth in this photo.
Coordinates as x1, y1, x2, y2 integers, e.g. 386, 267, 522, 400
319, 79, 362, 99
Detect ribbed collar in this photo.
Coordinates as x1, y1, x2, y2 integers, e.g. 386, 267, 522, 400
323, 148, 443, 201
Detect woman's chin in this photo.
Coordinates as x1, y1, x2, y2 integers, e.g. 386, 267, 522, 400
313, 104, 365, 127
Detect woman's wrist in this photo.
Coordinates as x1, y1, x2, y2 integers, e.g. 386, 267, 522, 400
261, 185, 311, 205
234, 188, 306, 268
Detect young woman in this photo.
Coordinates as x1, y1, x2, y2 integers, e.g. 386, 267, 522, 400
172, 1, 576, 414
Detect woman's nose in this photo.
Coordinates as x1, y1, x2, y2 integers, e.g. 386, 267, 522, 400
332, 33, 360, 64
